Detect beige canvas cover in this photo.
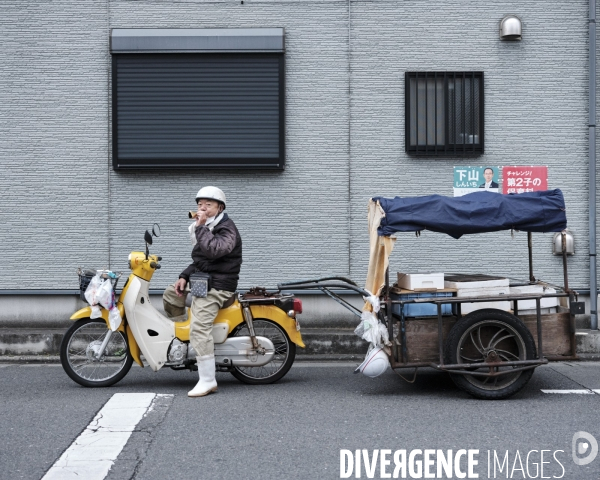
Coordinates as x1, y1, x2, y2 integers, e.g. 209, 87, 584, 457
364, 199, 396, 311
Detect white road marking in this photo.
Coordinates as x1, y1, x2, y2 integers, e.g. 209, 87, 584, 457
541, 389, 595, 394
42, 393, 161, 480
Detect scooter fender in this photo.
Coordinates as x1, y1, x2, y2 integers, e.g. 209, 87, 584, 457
70, 303, 126, 322
69, 304, 144, 368
248, 304, 305, 348
173, 302, 305, 348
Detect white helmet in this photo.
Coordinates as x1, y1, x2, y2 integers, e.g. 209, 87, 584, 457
355, 347, 390, 378
195, 186, 226, 209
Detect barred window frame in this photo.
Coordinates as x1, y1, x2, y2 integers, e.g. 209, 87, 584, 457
405, 72, 484, 156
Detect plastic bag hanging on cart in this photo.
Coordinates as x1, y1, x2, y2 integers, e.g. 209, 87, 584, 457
354, 292, 391, 378
354, 313, 390, 378
354, 310, 390, 347
355, 291, 389, 344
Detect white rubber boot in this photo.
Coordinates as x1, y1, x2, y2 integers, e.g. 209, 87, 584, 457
188, 354, 218, 397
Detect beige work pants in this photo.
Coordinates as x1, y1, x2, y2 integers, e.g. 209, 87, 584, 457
162, 283, 189, 322
162, 283, 234, 356
190, 289, 234, 356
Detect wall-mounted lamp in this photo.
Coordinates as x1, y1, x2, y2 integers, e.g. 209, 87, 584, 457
553, 229, 575, 256
500, 15, 522, 41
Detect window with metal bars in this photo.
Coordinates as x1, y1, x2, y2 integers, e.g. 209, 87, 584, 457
405, 72, 484, 155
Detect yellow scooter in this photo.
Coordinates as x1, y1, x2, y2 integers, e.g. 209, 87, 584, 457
60, 225, 304, 388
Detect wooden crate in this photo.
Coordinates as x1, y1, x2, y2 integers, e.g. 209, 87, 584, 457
396, 308, 573, 363
519, 309, 572, 357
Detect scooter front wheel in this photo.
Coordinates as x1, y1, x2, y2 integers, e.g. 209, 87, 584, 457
229, 318, 296, 385
60, 318, 133, 388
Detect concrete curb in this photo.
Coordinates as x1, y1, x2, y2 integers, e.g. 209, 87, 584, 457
575, 329, 600, 353
0, 355, 61, 363
0, 329, 64, 357
2, 328, 600, 361
0, 327, 371, 357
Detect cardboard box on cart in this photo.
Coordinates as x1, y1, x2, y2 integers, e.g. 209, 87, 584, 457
444, 274, 511, 314
508, 284, 559, 314
394, 273, 452, 317
397, 272, 444, 291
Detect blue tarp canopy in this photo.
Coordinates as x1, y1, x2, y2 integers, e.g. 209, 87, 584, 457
373, 189, 567, 239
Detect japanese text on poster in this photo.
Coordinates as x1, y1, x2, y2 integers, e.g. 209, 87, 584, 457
502, 166, 548, 194
453, 166, 500, 197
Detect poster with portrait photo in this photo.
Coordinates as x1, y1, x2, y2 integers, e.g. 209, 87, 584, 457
453, 166, 501, 197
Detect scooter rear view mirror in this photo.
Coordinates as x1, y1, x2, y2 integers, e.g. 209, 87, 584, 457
144, 230, 153, 245
152, 223, 161, 238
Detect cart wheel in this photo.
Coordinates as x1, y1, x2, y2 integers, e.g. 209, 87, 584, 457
444, 309, 537, 400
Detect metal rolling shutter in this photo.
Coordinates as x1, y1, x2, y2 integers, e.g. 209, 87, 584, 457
110, 29, 285, 170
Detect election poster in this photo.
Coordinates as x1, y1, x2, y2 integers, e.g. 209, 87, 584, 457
453, 166, 501, 197
502, 166, 548, 194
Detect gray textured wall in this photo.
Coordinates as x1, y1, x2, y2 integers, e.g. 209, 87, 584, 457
1, 1, 111, 287
108, 0, 351, 291
348, 0, 591, 289
0, 0, 596, 294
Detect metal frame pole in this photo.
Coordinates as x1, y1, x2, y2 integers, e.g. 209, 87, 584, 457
590, 0, 598, 329
528, 232, 535, 282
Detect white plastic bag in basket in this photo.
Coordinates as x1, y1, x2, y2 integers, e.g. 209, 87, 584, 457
84, 273, 103, 319
96, 279, 112, 309
84, 273, 122, 330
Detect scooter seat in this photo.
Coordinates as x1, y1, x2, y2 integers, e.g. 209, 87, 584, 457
185, 292, 237, 308
222, 294, 237, 308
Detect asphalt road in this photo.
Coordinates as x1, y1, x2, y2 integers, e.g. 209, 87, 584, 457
1, 361, 600, 480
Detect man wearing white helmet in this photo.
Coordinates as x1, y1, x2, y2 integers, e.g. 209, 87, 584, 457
162, 186, 242, 397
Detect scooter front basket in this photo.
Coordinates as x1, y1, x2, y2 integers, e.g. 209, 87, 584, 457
77, 269, 96, 302
77, 268, 120, 303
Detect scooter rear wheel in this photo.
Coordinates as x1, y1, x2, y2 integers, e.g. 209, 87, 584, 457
60, 318, 133, 388
228, 318, 296, 385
